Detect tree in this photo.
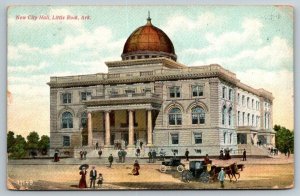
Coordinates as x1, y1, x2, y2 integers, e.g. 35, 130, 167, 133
274, 125, 294, 154
26, 131, 40, 150
7, 131, 15, 153
10, 135, 27, 159
38, 135, 50, 155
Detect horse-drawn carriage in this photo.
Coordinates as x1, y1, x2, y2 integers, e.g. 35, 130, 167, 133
181, 160, 212, 183
160, 158, 185, 173
181, 160, 245, 183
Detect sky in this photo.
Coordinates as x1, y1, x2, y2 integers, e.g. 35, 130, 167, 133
7, 5, 293, 137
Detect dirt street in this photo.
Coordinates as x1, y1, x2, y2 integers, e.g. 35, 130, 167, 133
7, 162, 294, 190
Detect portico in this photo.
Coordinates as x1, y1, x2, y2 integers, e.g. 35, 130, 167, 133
84, 96, 161, 149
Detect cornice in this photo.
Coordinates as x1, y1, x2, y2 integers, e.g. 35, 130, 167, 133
48, 63, 273, 101
105, 57, 186, 69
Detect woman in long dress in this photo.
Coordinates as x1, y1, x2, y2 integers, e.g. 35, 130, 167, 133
132, 160, 140, 176
79, 167, 87, 188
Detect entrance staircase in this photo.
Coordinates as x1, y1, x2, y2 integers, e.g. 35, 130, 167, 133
238, 144, 271, 157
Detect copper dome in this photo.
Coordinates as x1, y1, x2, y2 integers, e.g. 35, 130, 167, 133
122, 16, 177, 61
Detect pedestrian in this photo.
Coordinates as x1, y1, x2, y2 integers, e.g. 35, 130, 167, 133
136, 148, 141, 158
140, 141, 143, 149
89, 166, 97, 188
122, 149, 127, 163
79, 167, 87, 188
148, 150, 152, 163
108, 154, 114, 168
243, 149, 247, 161
118, 149, 122, 163
152, 150, 157, 163
204, 154, 210, 164
83, 150, 87, 160
159, 148, 165, 161
97, 173, 103, 188
95, 142, 99, 150
219, 149, 224, 160
54, 150, 59, 162
132, 160, 140, 176
185, 148, 190, 161
98, 149, 102, 159
80, 150, 83, 160
218, 168, 225, 189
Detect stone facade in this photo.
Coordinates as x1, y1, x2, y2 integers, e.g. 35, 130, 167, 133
48, 60, 275, 157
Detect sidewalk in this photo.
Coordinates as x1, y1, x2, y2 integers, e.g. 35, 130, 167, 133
8, 154, 294, 166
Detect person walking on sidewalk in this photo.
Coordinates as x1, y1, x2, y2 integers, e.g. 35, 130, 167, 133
218, 168, 225, 189
148, 150, 153, 163
185, 149, 190, 161
108, 154, 114, 168
243, 149, 247, 161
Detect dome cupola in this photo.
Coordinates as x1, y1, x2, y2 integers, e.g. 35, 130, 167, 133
122, 13, 177, 61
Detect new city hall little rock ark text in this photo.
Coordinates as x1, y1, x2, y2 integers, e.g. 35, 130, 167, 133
47, 14, 274, 159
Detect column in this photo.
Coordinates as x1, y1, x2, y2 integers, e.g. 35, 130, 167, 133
105, 111, 111, 147
147, 110, 153, 146
88, 112, 93, 146
128, 110, 134, 147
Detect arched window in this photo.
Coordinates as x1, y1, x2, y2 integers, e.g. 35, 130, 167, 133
222, 106, 226, 125
228, 107, 232, 126
224, 132, 227, 144
62, 112, 73, 128
169, 108, 182, 125
229, 133, 233, 144
192, 106, 205, 124
81, 112, 87, 128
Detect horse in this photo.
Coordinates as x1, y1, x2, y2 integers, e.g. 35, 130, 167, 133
226, 163, 245, 182
210, 163, 245, 182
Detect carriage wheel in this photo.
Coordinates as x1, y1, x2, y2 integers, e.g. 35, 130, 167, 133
182, 170, 193, 183
177, 165, 184, 173
160, 165, 167, 173
199, 172, 210, 183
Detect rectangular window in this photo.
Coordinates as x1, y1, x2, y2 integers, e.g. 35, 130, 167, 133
247, 97, 250, 108
242, 112, 245, 125
247, 113, 250, 125
81, 91, 92, 101
252, 99, 254, 109
63, 136, 70, 147
194, 132, 202, 144
171, 133, 179, 145
238, 111, 240, 126
229, 89, 232, 100
242, 95, 245, 106
222, 86, 226, 99
192, 85, 204, 97
169, 87, 181, 98
62, 93, 71, 104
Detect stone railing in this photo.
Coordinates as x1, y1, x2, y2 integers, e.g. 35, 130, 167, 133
90, 92, 160, 100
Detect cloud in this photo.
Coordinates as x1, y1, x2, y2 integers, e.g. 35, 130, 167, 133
190, 36, 292, 71
164, 12, 219, 36
8, 62, 49, 73
8, 43, 41, 60
235, 69, 293, 129
182, 18, 263, 56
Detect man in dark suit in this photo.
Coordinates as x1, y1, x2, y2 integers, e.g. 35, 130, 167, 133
90, 166, 97, 188
243, 149, 247, 161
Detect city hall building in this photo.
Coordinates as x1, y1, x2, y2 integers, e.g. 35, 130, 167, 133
48, 16, 275, 157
